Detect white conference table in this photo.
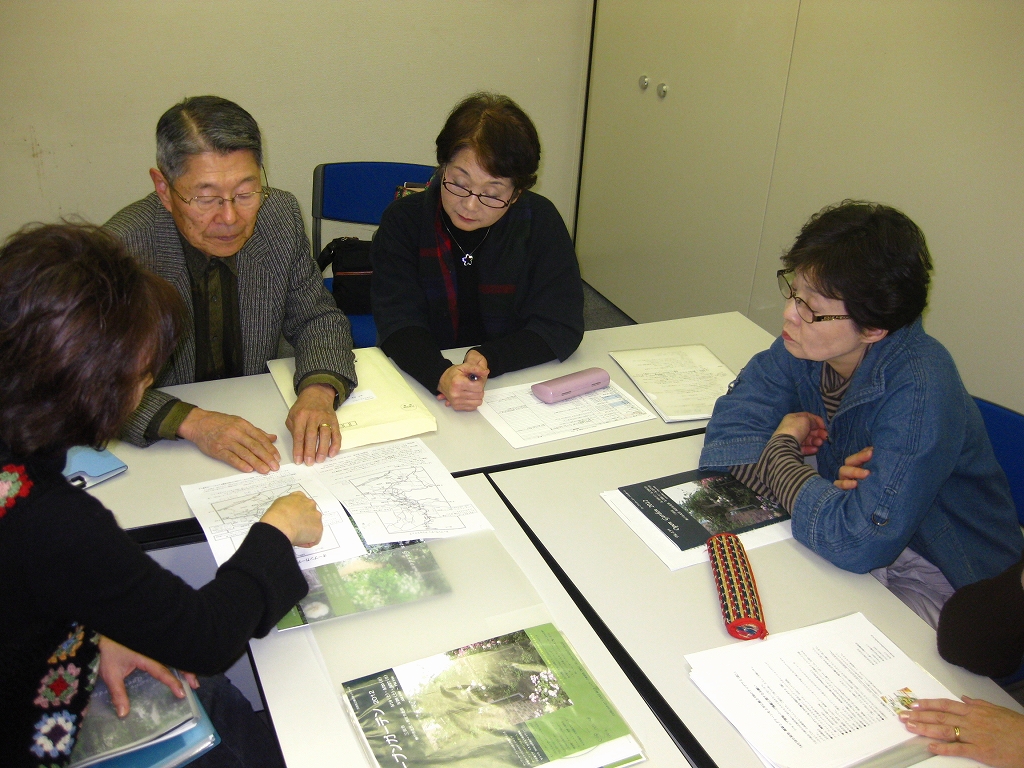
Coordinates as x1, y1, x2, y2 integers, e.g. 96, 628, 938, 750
92, 312, 774, 535
486, 435, 1023, 768
249, 474, 692, 767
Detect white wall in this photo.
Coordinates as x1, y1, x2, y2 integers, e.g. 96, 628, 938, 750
0, 1, 593, 242
577, 0, 1024, 412
748, 0, 1024, 412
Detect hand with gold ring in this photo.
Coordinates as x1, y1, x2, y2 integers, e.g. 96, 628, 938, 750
285, 383, 341, 465
900, 695, 1024, 767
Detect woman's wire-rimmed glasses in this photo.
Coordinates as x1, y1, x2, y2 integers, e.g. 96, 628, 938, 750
777, 269, 851, 324
170, 166, 271, 213
441, 168, 513, 209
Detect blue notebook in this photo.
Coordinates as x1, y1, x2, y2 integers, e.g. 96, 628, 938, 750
63, 446, 127, 489
70, 670, 219, 768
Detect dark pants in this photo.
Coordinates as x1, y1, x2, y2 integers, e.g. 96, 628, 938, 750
192, 675, 286, 768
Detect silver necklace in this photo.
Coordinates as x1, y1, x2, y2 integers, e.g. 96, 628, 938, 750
442, 218, 490, 266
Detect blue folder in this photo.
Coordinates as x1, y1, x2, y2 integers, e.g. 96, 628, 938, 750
62, 446, 127, 489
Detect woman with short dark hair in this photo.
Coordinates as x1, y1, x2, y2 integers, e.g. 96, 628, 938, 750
371, 92, 585, 411
700, 201, 1022, 626
0, 223, 322, 768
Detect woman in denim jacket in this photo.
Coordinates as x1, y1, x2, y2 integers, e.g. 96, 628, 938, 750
700, 201, 1023, 626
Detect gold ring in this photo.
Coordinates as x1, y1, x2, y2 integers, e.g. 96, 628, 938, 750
953, 726, 961, 741
319, 422, 331, 429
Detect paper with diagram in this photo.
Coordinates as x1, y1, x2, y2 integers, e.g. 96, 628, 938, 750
267, 346, 436, 450
181, 465, 366, 569
313, 438, 492, 544
477, 381, 655, 449
609, 344, 735, 422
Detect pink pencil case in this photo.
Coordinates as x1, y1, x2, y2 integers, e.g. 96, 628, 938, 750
531, 367, 610, 403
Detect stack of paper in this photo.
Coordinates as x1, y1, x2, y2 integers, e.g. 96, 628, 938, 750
686, 613, 960, 768
609, 344, 735, 422
267, 346, 436, 450
343, 623, 645, 768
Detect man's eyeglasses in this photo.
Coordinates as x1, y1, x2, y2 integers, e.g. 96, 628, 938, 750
170, 168, 270, 213
441, 171, 513, 209
777, 269, 850, 324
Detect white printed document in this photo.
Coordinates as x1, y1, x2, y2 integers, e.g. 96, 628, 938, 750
181, 466, 366, 569
686, 613, 960, 768
311, 438, 492, 545
609, 344, 735, 422
477, 380, 655, 449
267, 347, 436, 450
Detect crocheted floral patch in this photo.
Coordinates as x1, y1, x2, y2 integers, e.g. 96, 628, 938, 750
34, 664, 81, 709
48, 624, 85, 664
30, 710, 77, 759
0, 463, 33, 517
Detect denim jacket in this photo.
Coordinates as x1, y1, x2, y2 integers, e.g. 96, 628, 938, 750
700, 319, 1023, 589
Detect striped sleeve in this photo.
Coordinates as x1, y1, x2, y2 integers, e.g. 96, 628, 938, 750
731, 434, 816, 512
757, 434, 817, 511
729, 463, 775, 499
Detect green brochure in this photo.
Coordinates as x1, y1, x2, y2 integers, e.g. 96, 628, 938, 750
277, 540, 450, 630
343, 624, 644, 768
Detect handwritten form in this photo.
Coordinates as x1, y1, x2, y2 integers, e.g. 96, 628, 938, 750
609, 344, 735, 422
686, 613, 958, 768
477, 381, 655, 449
181, 466, 366, 569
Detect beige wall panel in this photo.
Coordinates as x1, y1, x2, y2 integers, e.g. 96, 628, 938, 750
750, 0, 1024, 410
0, 1, 592, 243
576, 0, 798, 322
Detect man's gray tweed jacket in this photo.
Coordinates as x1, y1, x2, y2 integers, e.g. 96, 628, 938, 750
105, 189, 356, 446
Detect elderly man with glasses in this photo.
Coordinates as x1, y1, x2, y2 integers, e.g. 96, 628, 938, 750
106, 96, 356, 472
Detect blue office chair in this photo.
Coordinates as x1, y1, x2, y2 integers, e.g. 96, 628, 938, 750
973, 397, 1024, 688
974, 397, 1024, 526
312, 162, 435, 348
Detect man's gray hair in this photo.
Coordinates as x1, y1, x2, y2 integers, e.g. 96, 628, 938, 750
156, 96, 263, 182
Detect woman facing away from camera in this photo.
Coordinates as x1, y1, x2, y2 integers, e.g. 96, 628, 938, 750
699, 201, 1023, 628
371, 92, 584, 412
0, 223, 322, 768
898, 553, 1024, 768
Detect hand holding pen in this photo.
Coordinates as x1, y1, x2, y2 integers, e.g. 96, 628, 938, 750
437, 349, 489, 411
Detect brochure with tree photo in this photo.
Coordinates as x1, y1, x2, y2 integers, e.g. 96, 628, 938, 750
342, 624, 645, 768
277, 540, 451, 630
602, 470, 792, 570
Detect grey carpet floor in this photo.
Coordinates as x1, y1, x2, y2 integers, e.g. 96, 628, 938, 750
583, 281, 635, 331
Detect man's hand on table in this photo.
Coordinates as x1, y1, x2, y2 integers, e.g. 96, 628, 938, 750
286, 383, 340, 466
437, 349, 489, 411
178, 407, 280, 473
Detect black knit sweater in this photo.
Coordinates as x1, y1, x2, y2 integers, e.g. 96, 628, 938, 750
0, 442, 307, 767
937, 555, 1024, 677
